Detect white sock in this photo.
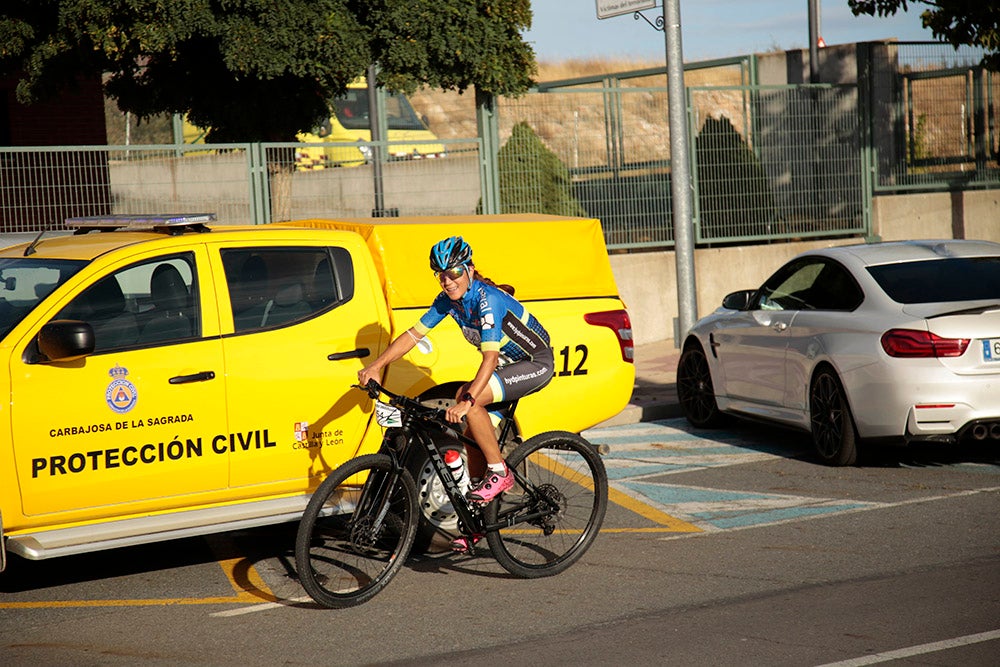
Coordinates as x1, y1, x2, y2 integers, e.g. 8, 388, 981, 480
487, 462, 507, 476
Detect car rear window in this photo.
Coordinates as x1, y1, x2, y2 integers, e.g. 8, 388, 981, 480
866, 256, 1000, 303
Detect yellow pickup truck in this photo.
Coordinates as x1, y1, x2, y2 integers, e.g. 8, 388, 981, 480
0, 213, 633, 570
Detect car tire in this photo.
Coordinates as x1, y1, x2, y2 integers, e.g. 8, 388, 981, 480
809, 367, 859, 466
677, 343, 727, 428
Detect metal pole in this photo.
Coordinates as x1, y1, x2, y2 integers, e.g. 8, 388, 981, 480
808, 0, 820, 83
664, 0, 697, 342
367, 64, 387, 216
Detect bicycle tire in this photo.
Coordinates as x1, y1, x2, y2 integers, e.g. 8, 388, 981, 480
484, 431, 608, 578
295, 453, 418, 608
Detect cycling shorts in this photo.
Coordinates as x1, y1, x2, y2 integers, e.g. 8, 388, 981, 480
487, 345, 554, 403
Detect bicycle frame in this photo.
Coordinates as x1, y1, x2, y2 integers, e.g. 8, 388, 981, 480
397, 404, 518, 537
373, 387, 557, 540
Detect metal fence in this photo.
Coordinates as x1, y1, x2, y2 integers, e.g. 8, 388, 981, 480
864, 42, 999, 190
498, 82, 865, 246
0, 139, 482, 232
2, 42, 996, 248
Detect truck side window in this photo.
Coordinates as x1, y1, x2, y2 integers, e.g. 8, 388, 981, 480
222, 247, 353, 334
54, 253, 198, 352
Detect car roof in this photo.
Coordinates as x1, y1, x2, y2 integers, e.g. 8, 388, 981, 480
0, 223, 352, 262
810, 239, 1000, 268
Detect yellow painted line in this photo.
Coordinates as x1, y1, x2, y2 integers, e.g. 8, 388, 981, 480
607, 483, 702, 532
0, 536, 281, 610
0, 593, 260, 609
529, 450, 702, 534
204, 533, 279, 603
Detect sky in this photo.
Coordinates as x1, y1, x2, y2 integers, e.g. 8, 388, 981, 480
525, 1, 939, 63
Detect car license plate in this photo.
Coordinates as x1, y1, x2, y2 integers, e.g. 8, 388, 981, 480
984, 338, 1000, 362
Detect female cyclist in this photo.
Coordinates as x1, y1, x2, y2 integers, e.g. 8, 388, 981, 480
358, 236, 554, 548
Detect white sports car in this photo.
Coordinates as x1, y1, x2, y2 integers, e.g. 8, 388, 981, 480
677, 239, 1000, 465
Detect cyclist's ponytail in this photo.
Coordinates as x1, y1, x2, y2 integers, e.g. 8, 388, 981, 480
473, 269, 515, 296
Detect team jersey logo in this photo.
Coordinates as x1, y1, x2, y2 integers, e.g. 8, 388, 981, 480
105, 365, 138, 414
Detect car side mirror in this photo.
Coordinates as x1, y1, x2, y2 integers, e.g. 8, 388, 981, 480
722, 290, 755, 311
37, 319, 95, 362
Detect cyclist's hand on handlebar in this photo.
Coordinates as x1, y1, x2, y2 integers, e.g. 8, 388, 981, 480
357, 365, 381, 388
445, 401, 470, 424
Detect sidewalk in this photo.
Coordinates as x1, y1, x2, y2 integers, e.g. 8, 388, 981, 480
597, 340, 683, 428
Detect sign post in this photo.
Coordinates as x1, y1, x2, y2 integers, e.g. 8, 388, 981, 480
595, 0, 698, 345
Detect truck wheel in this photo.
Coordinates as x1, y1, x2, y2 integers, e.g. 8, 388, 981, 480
409, 391, 464, 554
408, 438, 466, 554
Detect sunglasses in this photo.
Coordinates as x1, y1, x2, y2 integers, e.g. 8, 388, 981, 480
434, 266, 466, 281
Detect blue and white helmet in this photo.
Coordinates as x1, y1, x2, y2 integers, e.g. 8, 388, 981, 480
429, 236, 472, 272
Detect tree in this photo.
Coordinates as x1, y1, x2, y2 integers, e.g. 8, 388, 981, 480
0, 1, 535, 142
849, 1, 999, 71
491, 122, 587, 217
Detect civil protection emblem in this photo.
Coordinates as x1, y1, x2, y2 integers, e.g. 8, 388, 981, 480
106, 365, 138, 413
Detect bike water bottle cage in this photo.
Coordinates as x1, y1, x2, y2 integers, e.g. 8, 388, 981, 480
429, 236, 472, 272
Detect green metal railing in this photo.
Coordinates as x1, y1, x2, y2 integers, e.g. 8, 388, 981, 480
2, 43, 995, 248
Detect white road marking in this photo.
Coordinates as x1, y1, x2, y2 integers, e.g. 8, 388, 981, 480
815, 628, 1000, 666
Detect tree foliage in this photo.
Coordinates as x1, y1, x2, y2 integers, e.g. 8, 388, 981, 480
491, 122, 587, 217
849, 1, 999, 71
0, 0, 535, 142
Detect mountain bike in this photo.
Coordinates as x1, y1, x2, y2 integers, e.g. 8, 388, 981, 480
294, 380, 609, 608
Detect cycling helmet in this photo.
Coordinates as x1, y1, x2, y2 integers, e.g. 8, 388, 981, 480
429, 236, 472, 272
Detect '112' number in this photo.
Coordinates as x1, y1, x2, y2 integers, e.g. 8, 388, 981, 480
557, 344, 589, 377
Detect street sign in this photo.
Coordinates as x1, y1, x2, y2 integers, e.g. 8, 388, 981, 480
596, 0, 657, 20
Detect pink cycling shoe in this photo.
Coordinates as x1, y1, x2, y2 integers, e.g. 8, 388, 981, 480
466, 464, 514, 504
450, 533, 484, 552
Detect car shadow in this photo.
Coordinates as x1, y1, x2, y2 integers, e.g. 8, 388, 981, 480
667, 415, 1000, 469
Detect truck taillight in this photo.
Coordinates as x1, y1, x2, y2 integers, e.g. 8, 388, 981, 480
584, 310, 634, 363
880, 329, 970, 358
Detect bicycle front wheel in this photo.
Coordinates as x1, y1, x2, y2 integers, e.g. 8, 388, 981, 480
484, 431, 608, 578
295, 453, 418, 608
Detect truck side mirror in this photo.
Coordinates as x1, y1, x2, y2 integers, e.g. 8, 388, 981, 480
37, 319, 95, 362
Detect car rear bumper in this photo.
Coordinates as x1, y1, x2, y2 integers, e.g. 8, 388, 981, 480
905, 405, 1000, 443
844, 362, 1000, 442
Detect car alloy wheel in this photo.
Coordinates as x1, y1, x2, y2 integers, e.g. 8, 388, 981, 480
677, 345, 725, 428
809, 368, 858, 466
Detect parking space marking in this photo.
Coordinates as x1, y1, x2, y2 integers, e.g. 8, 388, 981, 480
615, 480, 875, 531
586, 418, 880, 533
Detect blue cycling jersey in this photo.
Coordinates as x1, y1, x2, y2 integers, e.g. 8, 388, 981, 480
414, 279, 551, 364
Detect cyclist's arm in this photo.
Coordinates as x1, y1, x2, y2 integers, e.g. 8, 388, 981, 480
446, 350, 499, 422
358, 327, 421, 385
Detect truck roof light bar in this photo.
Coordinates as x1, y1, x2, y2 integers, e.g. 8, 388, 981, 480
65, 214, 216, 235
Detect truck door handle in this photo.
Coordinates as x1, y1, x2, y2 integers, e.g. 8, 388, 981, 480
169, 371, 216, 384
772, 322, 788, 332
328, 348, 370, 361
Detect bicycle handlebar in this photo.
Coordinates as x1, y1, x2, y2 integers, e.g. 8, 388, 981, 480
352, 380, 450, 425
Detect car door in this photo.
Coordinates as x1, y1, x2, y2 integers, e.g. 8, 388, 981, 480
712, 258, 829, 411
780, 259, 864, 412
215, 242, 384, 495
10, 247, 229, 518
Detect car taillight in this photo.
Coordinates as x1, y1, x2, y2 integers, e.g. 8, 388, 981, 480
584, 309, 634, 363
880, 329, 970, 358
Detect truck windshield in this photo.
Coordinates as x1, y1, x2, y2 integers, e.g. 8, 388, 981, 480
0, 257, 87, 340
333, 89, 427, 132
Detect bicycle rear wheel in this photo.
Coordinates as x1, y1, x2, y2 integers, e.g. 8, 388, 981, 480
295, 453, 418, 608
484, 431, 608, 578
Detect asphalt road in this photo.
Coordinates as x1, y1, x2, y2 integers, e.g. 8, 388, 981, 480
2, 418, 998, 666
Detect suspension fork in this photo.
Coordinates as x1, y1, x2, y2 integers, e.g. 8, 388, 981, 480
354, 432, 409, 531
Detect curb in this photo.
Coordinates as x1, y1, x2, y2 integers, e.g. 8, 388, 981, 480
594, 399, 684, 428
